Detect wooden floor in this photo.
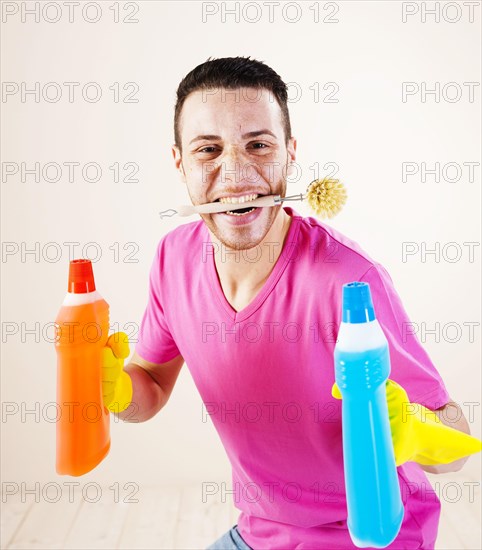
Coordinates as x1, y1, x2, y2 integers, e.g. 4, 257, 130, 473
1, 474, 480, 549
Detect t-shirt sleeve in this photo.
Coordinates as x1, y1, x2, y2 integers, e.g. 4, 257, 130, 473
359, 264, 451, 411
134, 239, 181, 364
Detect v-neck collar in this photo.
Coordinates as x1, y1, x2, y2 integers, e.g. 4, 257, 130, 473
204, 207, 301, 323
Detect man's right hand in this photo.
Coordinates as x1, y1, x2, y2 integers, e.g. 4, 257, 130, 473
102, 332, 133, 413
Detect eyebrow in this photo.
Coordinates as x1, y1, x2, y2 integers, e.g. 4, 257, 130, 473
189, 129, 277, 146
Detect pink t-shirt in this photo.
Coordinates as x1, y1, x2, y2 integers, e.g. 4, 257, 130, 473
136, 206, 451, 550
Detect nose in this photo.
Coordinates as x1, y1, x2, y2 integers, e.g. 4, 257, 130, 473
217, 144, 245, 184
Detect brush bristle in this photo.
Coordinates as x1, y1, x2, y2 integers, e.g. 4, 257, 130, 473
306, 178, 347, 219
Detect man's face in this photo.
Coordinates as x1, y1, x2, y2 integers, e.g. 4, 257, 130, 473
172, 87, 296, 251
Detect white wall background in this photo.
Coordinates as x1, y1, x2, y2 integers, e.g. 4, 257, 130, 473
2, 0, 480, 494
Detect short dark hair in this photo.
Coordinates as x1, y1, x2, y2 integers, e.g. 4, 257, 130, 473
174, 56, 292, 153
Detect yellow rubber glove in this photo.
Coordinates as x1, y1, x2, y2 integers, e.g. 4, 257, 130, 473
332, 379, 482, 467
102, 332, 133, 413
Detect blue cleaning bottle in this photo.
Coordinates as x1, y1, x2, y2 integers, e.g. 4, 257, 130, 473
334, 282, 404, 548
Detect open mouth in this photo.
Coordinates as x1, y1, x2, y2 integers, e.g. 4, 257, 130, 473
214, 195, 265, 215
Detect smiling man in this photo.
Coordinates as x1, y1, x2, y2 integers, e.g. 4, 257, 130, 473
171, 69, 295, 313
110, 57, 475, 550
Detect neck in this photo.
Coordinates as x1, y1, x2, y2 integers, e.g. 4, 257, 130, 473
210, 208, 293, 296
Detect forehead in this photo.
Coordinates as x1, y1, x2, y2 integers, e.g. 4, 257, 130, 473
180, 87, 283, 141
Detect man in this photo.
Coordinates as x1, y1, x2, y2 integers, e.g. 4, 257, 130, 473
105, 57, 473, 549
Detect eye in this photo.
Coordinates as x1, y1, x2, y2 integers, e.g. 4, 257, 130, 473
198, 146, 218, 153
251, 142, 268, 149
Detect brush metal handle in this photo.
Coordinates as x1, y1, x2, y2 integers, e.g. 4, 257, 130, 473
176, 194, 281, 217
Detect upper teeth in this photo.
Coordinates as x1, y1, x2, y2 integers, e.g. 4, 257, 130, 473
219, 194, 258, 204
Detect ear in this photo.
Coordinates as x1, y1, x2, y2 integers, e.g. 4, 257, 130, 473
172, 144, 187, 184
286, 136, 297, 177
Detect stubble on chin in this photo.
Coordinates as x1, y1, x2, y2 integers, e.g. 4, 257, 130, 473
196, 173, 288, 251
202, 204, 283, 253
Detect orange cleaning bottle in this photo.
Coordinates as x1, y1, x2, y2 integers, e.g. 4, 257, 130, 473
54, 259, 110, 476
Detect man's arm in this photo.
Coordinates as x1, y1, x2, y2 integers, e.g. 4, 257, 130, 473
114, 352, 184, 423
420, 401, 471, 474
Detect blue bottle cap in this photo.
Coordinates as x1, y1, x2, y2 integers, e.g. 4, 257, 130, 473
342, 281, 376, 323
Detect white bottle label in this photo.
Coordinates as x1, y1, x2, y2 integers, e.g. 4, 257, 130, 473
62, 290, 103, 306
336, 319, 388, 352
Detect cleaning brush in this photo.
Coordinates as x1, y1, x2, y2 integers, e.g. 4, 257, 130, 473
160, 178, 347, 220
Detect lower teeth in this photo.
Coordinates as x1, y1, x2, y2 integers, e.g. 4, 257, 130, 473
225, 207, 256, 216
